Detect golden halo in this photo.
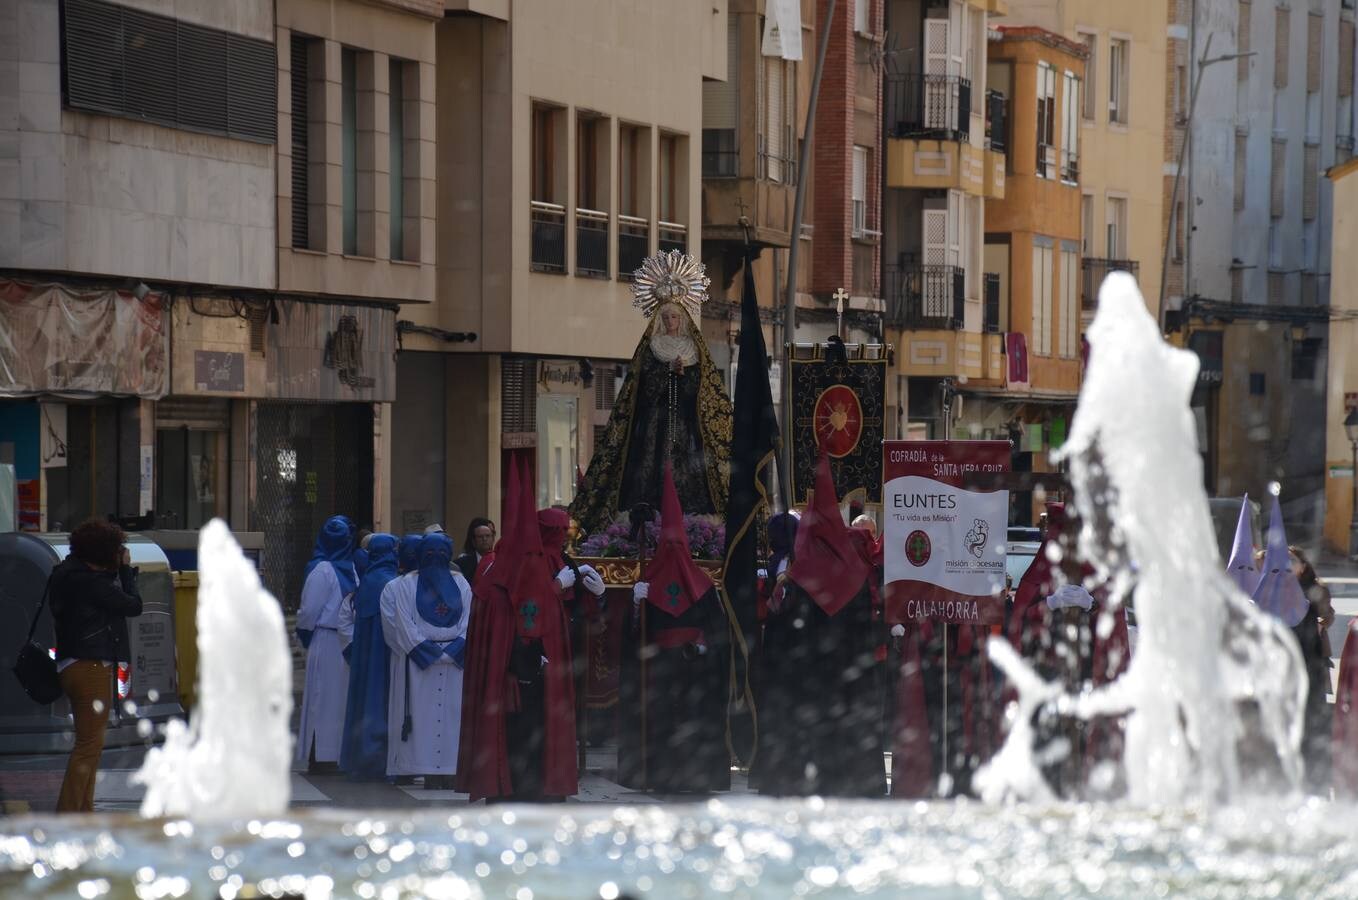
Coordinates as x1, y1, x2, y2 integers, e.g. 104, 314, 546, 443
630, 250, 710, 323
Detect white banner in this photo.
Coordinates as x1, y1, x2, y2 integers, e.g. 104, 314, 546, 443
761, 0, 803, 60
883, 475, 1008, 598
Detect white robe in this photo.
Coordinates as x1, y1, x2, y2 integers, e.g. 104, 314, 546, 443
294, 561, 352, 767
381, 571, 473, 776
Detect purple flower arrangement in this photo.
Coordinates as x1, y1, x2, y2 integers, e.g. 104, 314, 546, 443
578, 513, 726, 560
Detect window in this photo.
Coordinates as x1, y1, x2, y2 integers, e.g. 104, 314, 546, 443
1108, 38, 1129, 124
1061, 70, 1080, 182
1292, 338, 1321, 381
576, 113, 610, 277
341, 48, 358, 256
532, 105, 558, 203
290, 34, 317, 250
1303, 143, 1320, 221
1031, 241, 1054, 356
1234, 134, 1247, 211
1173, 200, 1185, 263
389, 59, 407, 260
1036, 62, 1056, 178
1175, 65, 1187, 122
854, 0, 869, 36
702, 14, 739, 177
530, 103, 566, 272
1081, 194, 1094, 254
1307, 13, 1322, 94
1275, 7, 1289, 90
61, 0, 276, 142
1105, 197, 1127, 259
659, 132, 679, 223
1059, 246, 1078, 358
1249, 372, 1266, 396
761, 54, 794, 183
852, 145, 868, 237
1080, 33, 1097, 120
1342, 20, 1355, 99
1270, 139, 1286, 218
1238, 1, 1252, 82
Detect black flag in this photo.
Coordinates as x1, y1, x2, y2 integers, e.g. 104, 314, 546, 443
720, 250, 780, 765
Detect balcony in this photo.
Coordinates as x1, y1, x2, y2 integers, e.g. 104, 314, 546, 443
659, 221, 687, 255
984, 272, 1000, 333
1082, 258, 1139, 310
530, 201, 566, 273
885, 260, 965, 330
618, 215, 648, 279
886, 74, 972, 141
576, 208, 609, 278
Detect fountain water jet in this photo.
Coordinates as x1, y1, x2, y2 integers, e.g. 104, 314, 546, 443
977, 272, 1307, 804
133, 520, 294, 818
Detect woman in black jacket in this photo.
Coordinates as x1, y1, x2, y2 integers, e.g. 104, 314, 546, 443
50, 519, 143, 813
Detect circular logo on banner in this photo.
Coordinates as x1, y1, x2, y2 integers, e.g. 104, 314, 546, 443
812, 385, 864, 458
905, 530, 932, 567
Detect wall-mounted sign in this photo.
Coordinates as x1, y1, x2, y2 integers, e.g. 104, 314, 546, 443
194, 350, 245, 393
539, 361, 581, 392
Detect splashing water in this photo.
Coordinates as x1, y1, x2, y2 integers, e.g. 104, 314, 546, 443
977, 272, 1307, 804
133, 520, 294, 818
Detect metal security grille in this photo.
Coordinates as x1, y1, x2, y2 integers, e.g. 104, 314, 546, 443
500, 357, 537, 443
252, 402, 373, 612
62, 0, 277, 143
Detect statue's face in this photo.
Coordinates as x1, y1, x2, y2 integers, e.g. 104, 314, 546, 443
661, 307, 683, 336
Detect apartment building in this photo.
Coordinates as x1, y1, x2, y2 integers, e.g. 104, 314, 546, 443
1324, 157, 1358, 553
981, 26, 1085, 523
392, 1, 722, 538
882, 0, 1009, 442
1170, 0, 1351, 541
1001, 0, 1167, 316
700, 0, 886, 422
0, 0, 440, 607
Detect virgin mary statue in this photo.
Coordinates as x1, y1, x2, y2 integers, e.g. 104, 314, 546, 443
570, 251, 732, 537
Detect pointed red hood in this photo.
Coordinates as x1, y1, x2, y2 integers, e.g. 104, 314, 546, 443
787, 455, 870, 616
643, 463, 713, 616
486, 455, 560, 638
482, 454, 523, 596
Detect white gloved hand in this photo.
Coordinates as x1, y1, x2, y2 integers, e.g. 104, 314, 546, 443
632, 582, 649, 605
554, 566, 576, 591
776, 558, 789, 577
1047, 584, 1094, 612
890, 624, 906, 638
579, 565, 606, 597
757, 568, 768, 580
695, 643, 708, 656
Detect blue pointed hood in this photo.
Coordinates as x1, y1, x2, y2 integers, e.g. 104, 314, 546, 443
306, 514, 357, 597
398, 534, 424, 574
1251, 496, 1310, 627
415, 533, 463, 628
1225, 494, 1259, 595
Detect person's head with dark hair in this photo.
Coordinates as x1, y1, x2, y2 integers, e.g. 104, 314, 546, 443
69, 518, 126, 570
1289, 545, 1319, 590
463, 517, 495, 556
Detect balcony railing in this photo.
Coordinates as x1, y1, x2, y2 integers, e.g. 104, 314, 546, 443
618, 214, 648, 279
1060, 148, 1079, 183
1082, 258, 1139, 310
985, 89, 1007, 153
886, 74, 972, 142
983, 272, 1000, 333
576, 207, 609, 278
1036, 141, 1056, 179
885, 261, 965, 330
659, 221, 687, 255
530, 201, 566, 273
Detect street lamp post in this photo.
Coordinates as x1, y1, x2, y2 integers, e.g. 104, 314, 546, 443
1155, 34, 1256, 332
1346, 408, 1358, 559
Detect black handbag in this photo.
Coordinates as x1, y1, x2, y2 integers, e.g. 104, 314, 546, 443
12, 576, 62, 705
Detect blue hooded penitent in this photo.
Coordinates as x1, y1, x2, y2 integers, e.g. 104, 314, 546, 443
407, 533, 467, 668
1225, 494, 1259, 595
398, 534, 425, 575
339, 533, 399, 778
305, 515, 358, 597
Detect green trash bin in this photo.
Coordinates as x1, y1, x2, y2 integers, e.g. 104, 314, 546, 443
172, 571, 199, 713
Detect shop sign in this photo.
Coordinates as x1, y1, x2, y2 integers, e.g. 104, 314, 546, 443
194, 350, 245, 392
539, 361, 582, 392
1188, 331, 1224, 388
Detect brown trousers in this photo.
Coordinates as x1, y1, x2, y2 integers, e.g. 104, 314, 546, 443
56, 660, 113, 813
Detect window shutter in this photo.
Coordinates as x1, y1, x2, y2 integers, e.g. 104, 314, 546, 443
1307, 13, 1322, 94
923, 208, 948, 266
122, 7, 178, 124
703, 15, 739, 129
63, 0, 125, 114
1234, 134, 1247, 211
291, 35, 311, 249
1031, 245, 1045, 356
228, 35, 277, 142
501, 358, 537, 442
854, 0, 869, 36
1303, 143, 1319, 221
852, 145, 867, 235
765, 56, 785, 181
176, 25, 228, 135
1274, 7, 1289, 90
1238, 1, 1252, 82
1270, 139, 1286, 218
